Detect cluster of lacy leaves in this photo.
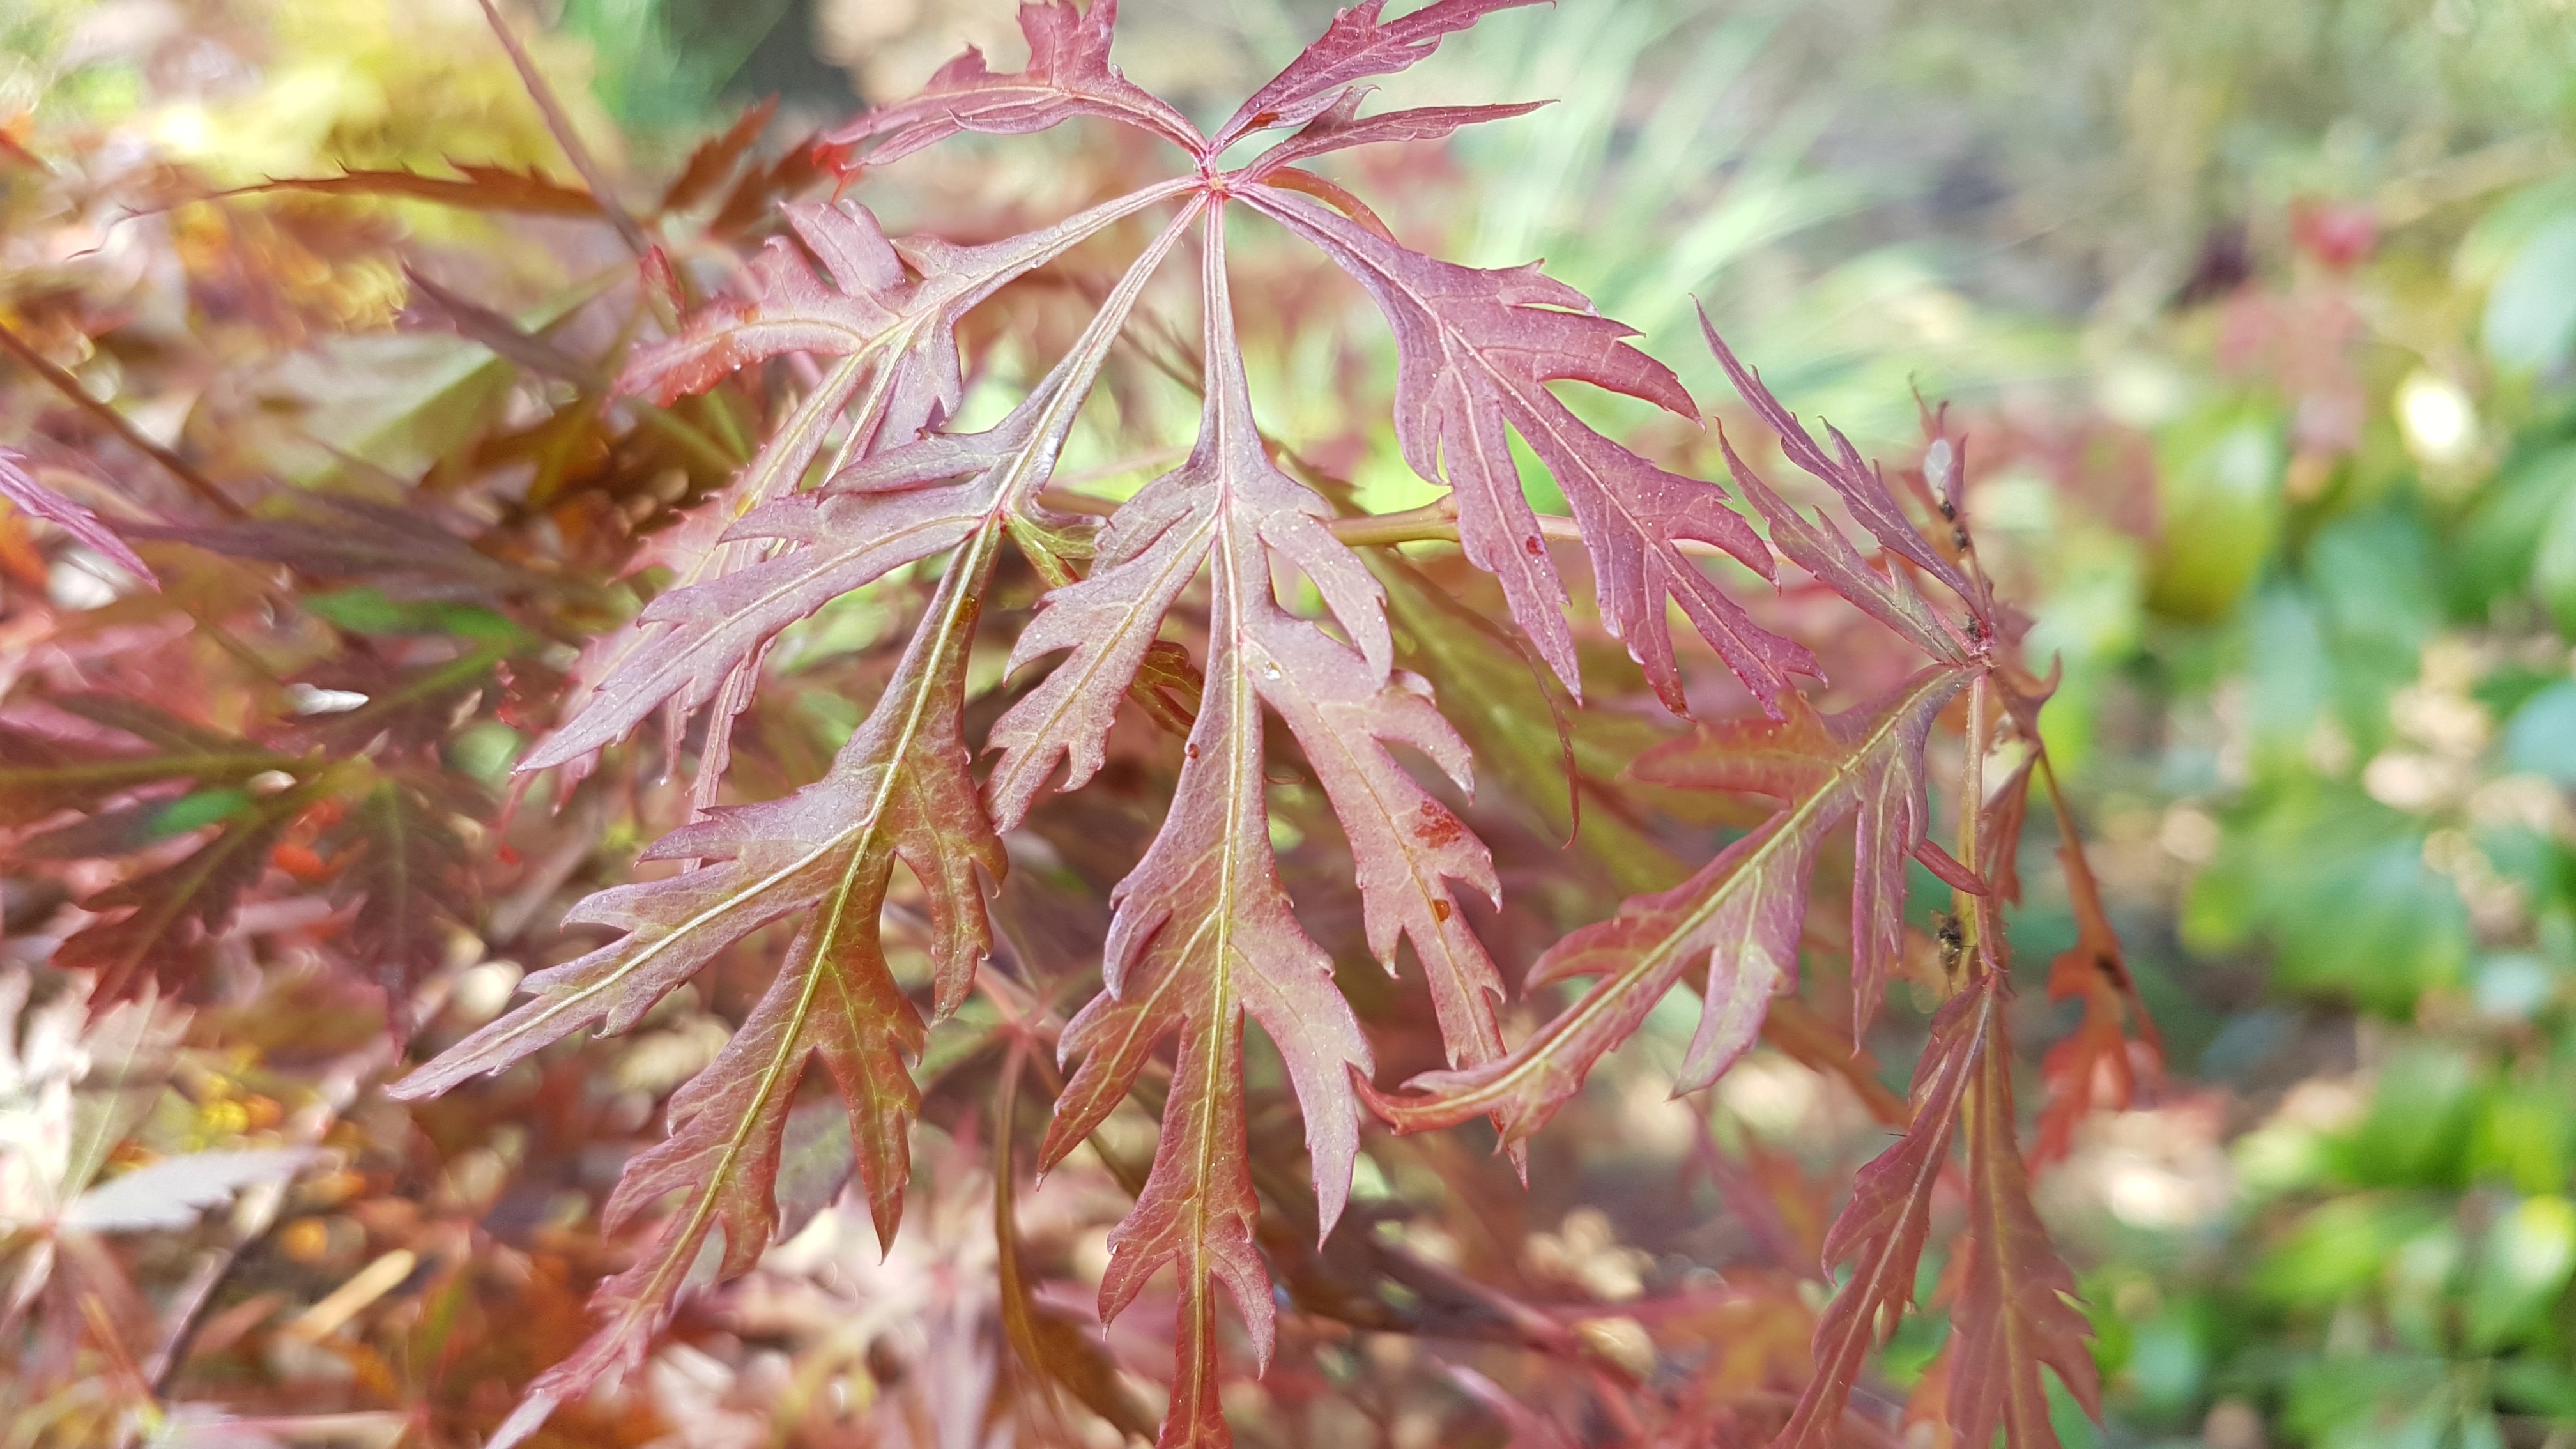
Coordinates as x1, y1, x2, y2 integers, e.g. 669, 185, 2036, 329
370, 4, 2142, 1448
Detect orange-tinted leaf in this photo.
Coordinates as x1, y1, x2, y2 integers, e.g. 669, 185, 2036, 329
657, 98, 776, 215
55, 786, 314, 1000
2032, 761, 2160, 1163
209, 163, 603, 216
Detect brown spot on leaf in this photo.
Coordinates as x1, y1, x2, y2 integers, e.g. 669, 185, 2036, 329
1413, 802, 1466, 848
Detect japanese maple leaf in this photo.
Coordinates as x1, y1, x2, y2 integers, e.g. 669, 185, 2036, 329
1248, 185, 1814, 715
374, 6, 2015, 1447
1699, 309, 1990, 657
206, 162, 605, 217
1209, 0, 1549, 149
396, 208, 1209, 1449
1715, 422, 1977, 666
0, 447, 154, 586
1951, 1008, 2104, 1449
971, 227, 1518, 1320
1627, 671, 1984, 1041
818, 0, 1205, 166
1774, 973, 1997, 1449
1236, 93, 1553, 185
133, 491, 534, 603
982, 438, 1225, 829
394, 527, 1004, 1449
321, 770, 475, 1012
0, 696, 287, 829
989, 214, 1501, 1077
2031, 760, 2161, 1163
1362, 666, 1972, 1146
1028, 215, 1461, 1449
530, 183, 1192, 783
1248, 619, 1506, 1075
1, 698, 320, 1001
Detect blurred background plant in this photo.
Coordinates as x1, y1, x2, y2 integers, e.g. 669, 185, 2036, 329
9, 0, 2576, 1446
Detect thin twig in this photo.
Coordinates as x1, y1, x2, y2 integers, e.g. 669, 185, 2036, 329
1954, 670, 1993, 981
0, 319, 244, 518
475, 0, 652, 257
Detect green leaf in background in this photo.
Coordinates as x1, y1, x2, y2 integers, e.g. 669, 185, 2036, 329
2308, 511, 2443, 749
2148, 402, 2285, 623
561, 0, 801, 128
2503, 681, 2576, 783
2119, 1310, 2209, 1425
2458, 444, 2576, 619
2534, 478, 2576, 636
2258, 1196, 2451, 1305
2281, 1355, 2454, 1449
444, 721, 526, 788
2337, 1044, 2485, 1189
2495, 1357, 2576, 1419
2466, 1195, 2576, 1351
2188, 792, 2470, 1015
153, 787, 257, 838
2485, 211, 2576, 375
2241, 583, 2333, 771
306, 586, 524, 643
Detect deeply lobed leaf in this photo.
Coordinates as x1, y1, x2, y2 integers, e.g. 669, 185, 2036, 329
418, 190, 1208, 1449
1701, 313, 1982, 612
206, 162, 604, 216
1775, 974, 1998, 1449
1210, 0, 1549, 150
1630, 674, 1981, 1040
405, 525, 1004, 1446
533, 185, 1191, 784
341, 7, 2136, 1448
1951, 1004, 2104, 1449
818, 0, 1205, 166
1032, 215, 1383, 1449
1238, 94, 1553, 183
323, 772, 475, 1012
1248, 185, 1813, 714
1362, 666, 1967, 1144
